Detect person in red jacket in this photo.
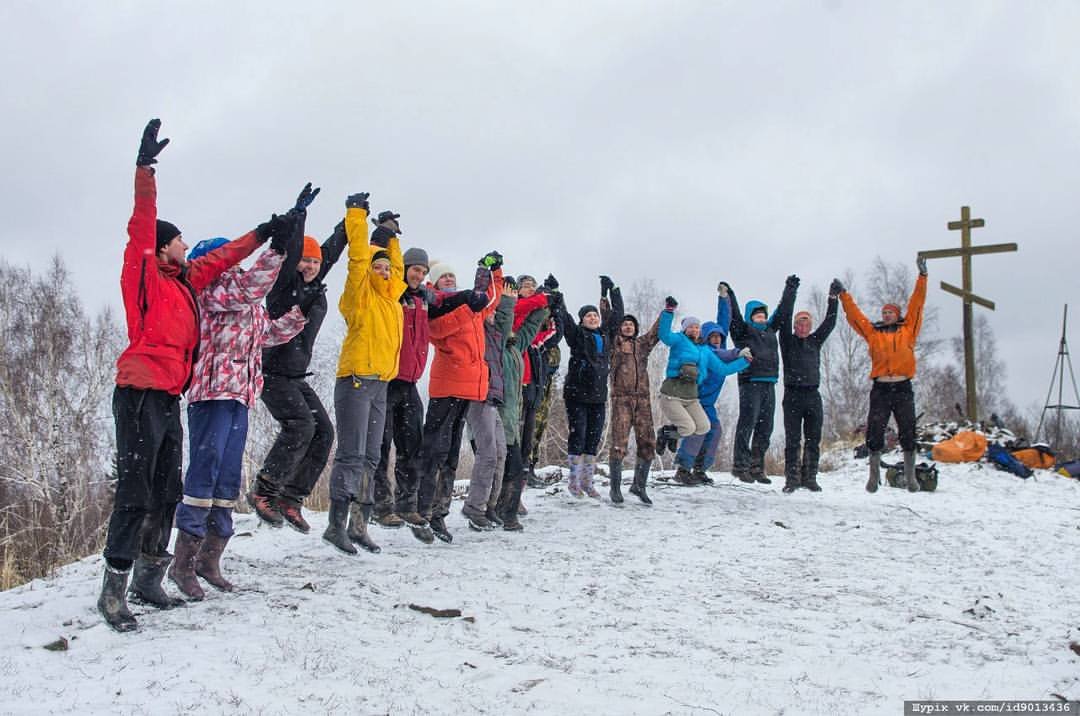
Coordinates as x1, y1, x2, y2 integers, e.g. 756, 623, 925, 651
97, 119, 293, 633
372, 245, 434, 537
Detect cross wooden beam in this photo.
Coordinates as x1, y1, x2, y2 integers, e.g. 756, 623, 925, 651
918, 205, 1018, 422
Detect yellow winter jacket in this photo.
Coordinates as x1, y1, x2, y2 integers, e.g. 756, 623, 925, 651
335, 207, 407, 380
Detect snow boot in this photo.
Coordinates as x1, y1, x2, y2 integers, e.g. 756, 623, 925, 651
167, 531, 205, 601
503, 515, 524, 532
322, 499, 358, 555
628, 460, 653, 505
463, 506, 494, 531
402, 512, 435, 544
567, 454, 584, 497
732, 467, 754, 483
375, 512, 404, 529
750, 469, 772, 485
692, 453, 713, 485
347, 502, 381, 553
581, 456, 600, 498
904, 450, 919, 492
673, 466, 697, 485
782, 468, 801, 494
97, 564, 138, 633
866, 452, 881, 493
803, 473, 822, 492
429, 515, 453, 543
782, 479, 799, 494
129, 553, 184, 609
485, 507, 504, 528
195, 533, 235, 592
274, 497, 310, 534
608, 458, 624, 504
246, 489, 284, 528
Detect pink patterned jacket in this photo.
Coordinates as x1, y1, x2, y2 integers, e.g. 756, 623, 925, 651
186, 248, 306, 407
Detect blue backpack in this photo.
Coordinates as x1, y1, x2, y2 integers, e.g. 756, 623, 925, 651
986, 444, 1033, 479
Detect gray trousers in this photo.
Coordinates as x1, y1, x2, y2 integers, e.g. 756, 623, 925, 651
329, 376, 388, 504
462, 401, 505, 516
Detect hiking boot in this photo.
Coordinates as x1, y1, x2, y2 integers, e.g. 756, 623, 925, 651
429, 515, 453, 543
347, 503, 381, 553
750, 470, 772, 485
401, 512, 435, 544
782, 480, 799, 494
673, 466, 697, 485
904, 450, 919, 492
322, 499, 358, 555
167, 531, 205, 601
375, 512, 405, 529
692, 469, 714, 485
803, 475, 822, 492
129, 553, 184, 609
98, 565, 137, 633
246, 491, 283, 528
195, 533, 235, 592
485, 507, 504, 528
628, 460, 652, 506
464, 511, 493, 532
866, 452, 881, 493
275, 497, 310, 534
502, 516, 524, 532
732, 468, 755, 483
608, 459, 624, 504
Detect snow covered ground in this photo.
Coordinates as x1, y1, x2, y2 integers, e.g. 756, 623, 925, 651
2, 456, 1079, 715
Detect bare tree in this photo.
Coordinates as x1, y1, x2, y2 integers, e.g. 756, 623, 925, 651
0, 257, 122, 588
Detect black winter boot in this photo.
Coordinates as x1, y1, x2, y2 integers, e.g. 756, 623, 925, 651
167, 531, 205, 601
402, 512, 435, 544
608, 459, 624, 504
904, 450, 919, 492
98, 565, 138, 633
129, 553, 184, 609
323, 499, 358, 555
673, 466, 697, 485
656, 425, 678, 455
347, 503, 382, 553
628, 460, 652, 505
485, 507, 504, 527
866, 452, 882, 493
803, 473, 822, 492
195, 533, 235, 592
429, 515, 453, 543
692, 453, 713, 485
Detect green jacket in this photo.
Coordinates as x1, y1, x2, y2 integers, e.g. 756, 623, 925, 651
498, 300, 550, 445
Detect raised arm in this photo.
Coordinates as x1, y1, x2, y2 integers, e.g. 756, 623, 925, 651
264, 305, 307, 348
837, 281, 873, 340
906, 272, 928, 340
811, 294, 839, 343
771, 275, 798, 332
339, 202, 372, 322
604, 283, 624, 340
715, 288, 732, 341
726, 284, 748, 342
516, 303, 551, 350
199, 246, 285, 312
640, 315, 661, 352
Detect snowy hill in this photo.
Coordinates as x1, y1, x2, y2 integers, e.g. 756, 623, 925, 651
2, 458, 1079, 715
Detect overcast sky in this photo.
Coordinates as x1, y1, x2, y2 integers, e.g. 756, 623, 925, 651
2, 1, 1077, 414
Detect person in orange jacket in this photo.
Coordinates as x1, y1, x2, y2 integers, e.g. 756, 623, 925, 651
836, 256, 928, 493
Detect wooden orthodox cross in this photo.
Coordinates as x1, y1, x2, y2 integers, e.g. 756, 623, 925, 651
918, 206, 1017, 422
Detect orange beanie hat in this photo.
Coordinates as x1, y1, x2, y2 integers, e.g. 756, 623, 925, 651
302, 236, 321, 260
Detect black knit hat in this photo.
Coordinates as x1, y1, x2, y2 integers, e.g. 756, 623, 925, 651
621, 313, 640, 336
371, 249, 391, 264
578, 304, 599, 321
156, 220, 181, 251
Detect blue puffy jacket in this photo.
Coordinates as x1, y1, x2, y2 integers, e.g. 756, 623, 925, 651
658, 310, 708, 386
698, 321, 749, 406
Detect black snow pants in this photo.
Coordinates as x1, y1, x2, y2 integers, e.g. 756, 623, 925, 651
733, 381, 776, 476
866, 379, 916, 453
782, 385, 823, 483
374, 379, 425, 517
255, 374, 335, 504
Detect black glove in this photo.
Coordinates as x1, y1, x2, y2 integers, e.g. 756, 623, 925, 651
917, 255, 928, 276
255, 213, 291, 244
269, 213, 297, 254
295, 183, 320, 212
136, 118, 169, 166
829, 278, 845, 296
370, 226, 394, 249
345, 192, 370, 210
717, 281, 730, 297
599, 275, 614, 295
543, 274, 559, 291
665, 296, 678, 311
478, 251, 504, 270
786, 274, 800, 289
547, 290, 564, 312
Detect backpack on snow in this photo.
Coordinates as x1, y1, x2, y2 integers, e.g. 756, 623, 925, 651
986, 443, 1033, 479
884, 461, 939, 492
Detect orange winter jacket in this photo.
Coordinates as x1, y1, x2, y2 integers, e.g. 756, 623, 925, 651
839, 274, 927, 381
427, 268, 503, 401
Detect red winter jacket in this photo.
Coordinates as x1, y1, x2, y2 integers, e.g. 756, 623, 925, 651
115, 166, 260, 396
513, 293, 550, 386
428, 269, 503, 401
396, 288, 431, 383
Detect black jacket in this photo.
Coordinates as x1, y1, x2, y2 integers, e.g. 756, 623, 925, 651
556, 288, 622, 404
779, 295, 838, 388
727, 282, 796, 385
262, 219, 347, 378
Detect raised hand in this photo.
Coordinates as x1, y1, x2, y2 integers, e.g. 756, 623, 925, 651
479, 250, 504, 270
829, 278, 845, 296
345, 192, 370, 210
295, 183, 321, 212
717, 281, 729, 298
599, 275, 614, 295
917, 255, 928, 276
136, 118, 169, 166
665, 296, 678, 311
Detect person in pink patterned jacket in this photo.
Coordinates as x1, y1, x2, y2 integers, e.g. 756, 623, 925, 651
167, 189, 313, 600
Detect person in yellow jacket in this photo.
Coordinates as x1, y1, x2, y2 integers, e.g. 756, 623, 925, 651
324, 193, 407, 556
